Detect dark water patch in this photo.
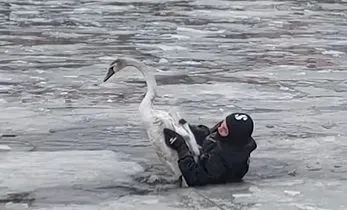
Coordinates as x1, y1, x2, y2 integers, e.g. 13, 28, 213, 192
0, 192, 35, 206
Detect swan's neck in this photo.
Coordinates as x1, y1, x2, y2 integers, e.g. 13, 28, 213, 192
141, 65, 157, 104
128, 61, 157, 116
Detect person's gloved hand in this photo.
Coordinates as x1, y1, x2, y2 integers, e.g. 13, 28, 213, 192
164, 128, 192, 159
163, 128, 186, 150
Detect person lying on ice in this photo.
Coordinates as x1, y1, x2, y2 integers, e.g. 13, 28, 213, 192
163, 112, 257, 186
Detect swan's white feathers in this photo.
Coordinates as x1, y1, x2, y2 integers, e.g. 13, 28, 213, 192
104, 57, 201, 186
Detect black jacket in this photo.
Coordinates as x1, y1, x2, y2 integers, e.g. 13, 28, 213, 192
177, 124, 257, 186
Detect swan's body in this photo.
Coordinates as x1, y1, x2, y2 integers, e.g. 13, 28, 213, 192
103, 57, 201, 187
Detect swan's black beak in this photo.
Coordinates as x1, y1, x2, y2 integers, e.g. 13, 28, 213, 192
103, 67, 115, 82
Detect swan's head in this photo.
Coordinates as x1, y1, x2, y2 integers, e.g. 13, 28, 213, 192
103, 58, 129, 82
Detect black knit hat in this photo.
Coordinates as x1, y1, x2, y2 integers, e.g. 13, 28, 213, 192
222, 113, 254, 144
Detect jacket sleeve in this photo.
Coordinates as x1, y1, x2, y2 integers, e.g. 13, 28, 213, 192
177, 151, 227, 186
188, 124, 211, 146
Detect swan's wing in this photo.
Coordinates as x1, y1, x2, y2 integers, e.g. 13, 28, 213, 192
167, 107, 181, 122
138, 93, 199, 156
153, 110, 201, 157
166, 110, 201, 156
141, 112, 182, 176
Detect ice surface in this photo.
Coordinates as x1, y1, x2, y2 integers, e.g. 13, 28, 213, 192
32, 195, 181, 210
0, 0, 346, 209
0, 145, 12, 151
0, 151, 143, 192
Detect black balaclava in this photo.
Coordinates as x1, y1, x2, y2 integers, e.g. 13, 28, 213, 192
215, 113, 254, 145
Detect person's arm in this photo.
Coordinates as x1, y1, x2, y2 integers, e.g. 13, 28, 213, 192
178, 118, 211, 145
163, 128, 227, 186
188, 124, 210, 145
177, 150, 227, 186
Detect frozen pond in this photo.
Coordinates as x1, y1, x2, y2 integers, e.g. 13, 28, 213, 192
0, 0, 347, 209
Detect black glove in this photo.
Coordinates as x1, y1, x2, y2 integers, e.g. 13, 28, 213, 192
163, 128, 191, 158
163, 128, 186, 150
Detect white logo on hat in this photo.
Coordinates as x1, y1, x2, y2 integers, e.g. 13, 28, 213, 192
235, 114, 248, 121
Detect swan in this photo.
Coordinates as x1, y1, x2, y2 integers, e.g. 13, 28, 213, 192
103, 57, 201, 187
